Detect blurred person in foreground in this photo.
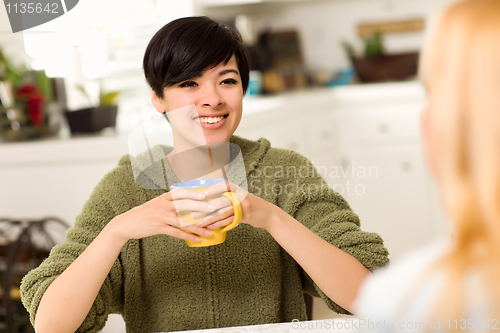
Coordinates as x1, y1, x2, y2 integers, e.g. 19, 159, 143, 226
355, 0, 500, 330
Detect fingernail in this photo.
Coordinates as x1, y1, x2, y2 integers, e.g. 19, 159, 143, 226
204, 230, 212, 236
194, 236, 201, 242
207, 225, 216, 229
198, 193, 205, 199
208, 205, 216, 211
196, 221, 204, 227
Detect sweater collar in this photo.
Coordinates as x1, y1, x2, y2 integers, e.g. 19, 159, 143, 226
130, 135, 270, 191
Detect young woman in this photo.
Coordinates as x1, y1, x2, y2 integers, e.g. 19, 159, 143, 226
355, 0, 500, 328
21, 17, 389, 333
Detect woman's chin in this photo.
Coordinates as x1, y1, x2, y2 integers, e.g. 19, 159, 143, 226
205, 136, 231, 145
201, 131, 232, 145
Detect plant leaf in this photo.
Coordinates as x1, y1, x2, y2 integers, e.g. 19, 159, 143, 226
76, 84, 93, 107
99, 91, 120, 106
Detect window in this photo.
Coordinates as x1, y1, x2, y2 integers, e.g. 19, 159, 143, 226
23, 0, 194, 133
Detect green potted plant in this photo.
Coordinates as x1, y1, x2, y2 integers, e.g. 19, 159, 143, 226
342, 32, 419, 83
64, 83, 120, 134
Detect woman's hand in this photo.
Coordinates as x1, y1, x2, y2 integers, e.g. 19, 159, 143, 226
194, 181, 279, 230
107, 189, 217, 243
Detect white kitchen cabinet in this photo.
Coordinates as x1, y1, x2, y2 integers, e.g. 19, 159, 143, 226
307, 112, 339, 157
237, 91, 340, 166
0, 136, 129, 226
235, 116, 308, 155
337, 145, 436, 258
338, 104, 423, 145
333, 88, 446, 260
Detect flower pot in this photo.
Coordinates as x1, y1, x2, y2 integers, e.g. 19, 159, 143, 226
0, 105, 51, 142
350, 52, 419, 83
64, 106, 117, 134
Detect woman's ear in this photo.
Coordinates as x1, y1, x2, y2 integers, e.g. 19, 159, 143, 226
151, 89, 166, 114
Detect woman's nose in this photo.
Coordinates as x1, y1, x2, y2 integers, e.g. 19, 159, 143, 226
199, 84, 223, 107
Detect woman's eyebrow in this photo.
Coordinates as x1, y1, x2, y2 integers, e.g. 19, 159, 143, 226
219, 69, 239, 76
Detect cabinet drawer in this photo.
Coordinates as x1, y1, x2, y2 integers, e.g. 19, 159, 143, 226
338, 103, 424, 143
308, 111, 339, 154
235, 118, 307, 155
337, 144, 436, 258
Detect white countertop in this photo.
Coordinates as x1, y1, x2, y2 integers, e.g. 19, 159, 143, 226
0, 132, 130, 167
242, 81, 425, 115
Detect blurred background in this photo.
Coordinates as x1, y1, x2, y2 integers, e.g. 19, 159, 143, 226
0, 0, 457, 331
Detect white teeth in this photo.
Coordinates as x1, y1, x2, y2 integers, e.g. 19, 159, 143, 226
195, 116, 225, 124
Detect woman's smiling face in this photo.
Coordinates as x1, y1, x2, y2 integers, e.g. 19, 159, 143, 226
152, 55, 243, 146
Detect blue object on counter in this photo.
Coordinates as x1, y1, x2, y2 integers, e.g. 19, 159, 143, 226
327, 68, 355, 87
247, 70, 263, 96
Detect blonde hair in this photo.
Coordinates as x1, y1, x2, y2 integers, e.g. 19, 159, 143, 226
419, 0, 500, 321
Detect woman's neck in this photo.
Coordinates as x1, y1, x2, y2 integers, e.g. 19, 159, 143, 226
167, 142, 231, 182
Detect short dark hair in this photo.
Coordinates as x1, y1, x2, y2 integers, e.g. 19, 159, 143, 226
143, 16, 251, 99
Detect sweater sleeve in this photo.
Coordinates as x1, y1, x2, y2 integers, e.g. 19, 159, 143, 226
20, 164, 127, 333
268, 149, 390, 315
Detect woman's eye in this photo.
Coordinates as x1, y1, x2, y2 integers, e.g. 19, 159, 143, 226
179, 81, 198, 88
221, 79, 237, 85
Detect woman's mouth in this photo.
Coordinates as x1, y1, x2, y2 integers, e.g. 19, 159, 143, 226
193, 114, 229, 129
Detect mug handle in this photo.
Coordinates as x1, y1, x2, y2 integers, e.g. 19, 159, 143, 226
220, 192, 242, 232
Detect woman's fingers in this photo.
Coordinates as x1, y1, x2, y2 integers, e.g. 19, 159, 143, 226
160, 225, 203, 242
175, 217, 214, 237
173, 199, 217, 213
163, 188, 205, 201
190, 196, 232, 218
164, 188, 229, 214
160, 217, 214, 242
202, 181, 238, 197
203, 182, 249, 205
159, 186, 243, 237
206, 216, 235, 229
195, 206, 234, 227
181, 224, 214, 237
116, 188, 226, 242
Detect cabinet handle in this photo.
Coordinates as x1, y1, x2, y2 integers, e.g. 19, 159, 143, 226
320, 131, 330, 140
288, 142, 299, 151
379, 123, 389, 134
341, 158, 350, 169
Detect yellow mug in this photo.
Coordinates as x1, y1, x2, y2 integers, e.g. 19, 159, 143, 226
170, 178, 242, 247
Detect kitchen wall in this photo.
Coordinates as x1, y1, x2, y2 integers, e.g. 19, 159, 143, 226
201, 0, 458, 72
0, 5, 28, 65
1, 0, 460, 130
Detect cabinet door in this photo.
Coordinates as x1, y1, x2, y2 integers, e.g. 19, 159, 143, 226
337, 103, 423, 146
336, 145, 436, 259
235, 118, 307, 156
0, 162, 118, 226
305, 110, 339, 162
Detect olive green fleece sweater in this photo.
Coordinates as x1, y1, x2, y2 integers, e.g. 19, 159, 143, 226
20, 135, 389, 333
